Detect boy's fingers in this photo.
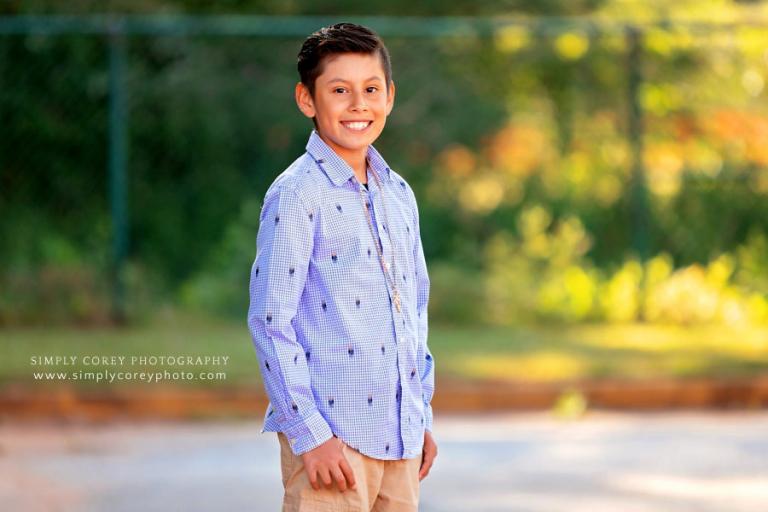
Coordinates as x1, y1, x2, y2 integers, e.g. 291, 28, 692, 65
319, 467, 333, 487
332, 466, 347, 492
339, 458, 357, 490
419, 448, 436, 480
418, 458, 433, 480
307, 467, 321, 490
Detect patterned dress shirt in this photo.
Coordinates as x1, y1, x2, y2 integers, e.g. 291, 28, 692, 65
247, 130, 434, 460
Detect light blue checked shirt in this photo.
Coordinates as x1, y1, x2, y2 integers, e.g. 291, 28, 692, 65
247, 130, 434, 461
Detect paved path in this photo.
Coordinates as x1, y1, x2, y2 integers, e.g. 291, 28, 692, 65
2, 411, 767, 511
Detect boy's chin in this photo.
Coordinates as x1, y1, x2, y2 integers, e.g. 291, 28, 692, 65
325, 129, 382, 148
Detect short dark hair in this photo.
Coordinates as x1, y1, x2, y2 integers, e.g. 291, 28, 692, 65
297, 22, 392, 97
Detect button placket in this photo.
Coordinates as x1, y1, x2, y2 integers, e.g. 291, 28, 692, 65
363, 176, 411, 449
369, 191, 393, 263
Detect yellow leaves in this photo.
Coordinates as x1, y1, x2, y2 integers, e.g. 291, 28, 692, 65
600, 259, 644, 323
736, 26, 768, 58
644, 26, 694, 56
553, 31, 590, 61
600, 141, 630, 169
436, 143, 476, 179
484, 206, 599, 323
436, 117, 630, 212
432, 121, 555, 216
564, 151, 591, 189
593, 174, 623, 206
495, 25, 594, 61
643, 254, 755, 326
494, 25, 530, 54
518, 204, 552, 242
644, 141, 684, 197
483, 225, 768, 327
486, 122, 550, 177
746, 293, 768, 324
706, 254, 734, 288
458, 175, 504, 215
515, 206, 593, 264
538, 265, 597, 321
639, 83, 684, 116
684, 140, 723, 178
741, 68, 764, 97
645, 253, 674, 289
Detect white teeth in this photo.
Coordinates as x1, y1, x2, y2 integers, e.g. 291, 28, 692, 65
343, 121, 370, 131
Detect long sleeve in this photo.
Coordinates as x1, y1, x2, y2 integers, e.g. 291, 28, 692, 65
247, 185, 333, 455
411, 192, 434, 433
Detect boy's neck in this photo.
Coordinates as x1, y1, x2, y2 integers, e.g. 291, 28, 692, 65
352, 162, 368, 185
339, 151, 368, 185
315, 131, 369, 185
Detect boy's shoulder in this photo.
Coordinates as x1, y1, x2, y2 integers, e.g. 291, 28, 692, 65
262, 152, 323, 212
386, 166, 420, 213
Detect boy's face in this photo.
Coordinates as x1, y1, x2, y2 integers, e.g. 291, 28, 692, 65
296, 52, 395, 166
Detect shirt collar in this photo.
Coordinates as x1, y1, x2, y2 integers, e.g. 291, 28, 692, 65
305, 129, 394, 187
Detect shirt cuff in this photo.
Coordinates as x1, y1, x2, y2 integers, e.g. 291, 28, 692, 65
281, 409, 334, 456
423, 402, 434, 433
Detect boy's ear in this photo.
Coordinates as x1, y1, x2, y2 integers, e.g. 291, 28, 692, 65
385, 80, 396, 116
295, 82, 316, 119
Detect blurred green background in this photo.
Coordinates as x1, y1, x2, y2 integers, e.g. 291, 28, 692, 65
2, 0, 768, 390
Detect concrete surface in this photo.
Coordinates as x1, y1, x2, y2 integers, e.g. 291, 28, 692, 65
1, 411, 767, 511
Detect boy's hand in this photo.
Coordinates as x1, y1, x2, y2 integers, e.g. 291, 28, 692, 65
419, 430, 437, 481
300, 436, 357, 492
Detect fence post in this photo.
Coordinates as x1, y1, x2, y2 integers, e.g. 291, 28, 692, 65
626, 24, 649, 262
108, 19, 128, 324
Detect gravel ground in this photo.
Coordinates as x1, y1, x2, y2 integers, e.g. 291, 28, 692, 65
1, 411, 767, 511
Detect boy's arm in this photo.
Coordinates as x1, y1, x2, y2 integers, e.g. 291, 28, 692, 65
247, 185, 333, 455
411, 190, 435, 433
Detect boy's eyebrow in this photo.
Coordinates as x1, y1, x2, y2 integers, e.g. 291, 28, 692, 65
326, 76, 383, 84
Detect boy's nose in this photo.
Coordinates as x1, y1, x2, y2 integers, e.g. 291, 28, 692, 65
350, 93, 368, 111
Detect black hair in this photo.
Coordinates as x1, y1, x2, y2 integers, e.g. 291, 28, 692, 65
297, 22, 392, 97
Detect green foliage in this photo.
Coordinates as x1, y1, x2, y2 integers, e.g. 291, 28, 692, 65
466, 205, 768, 325
4, 4, 768, 325
179, 196, 262, 317
426, 262, 485, 325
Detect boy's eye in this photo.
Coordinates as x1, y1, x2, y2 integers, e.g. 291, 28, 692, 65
332, 87, 378, 94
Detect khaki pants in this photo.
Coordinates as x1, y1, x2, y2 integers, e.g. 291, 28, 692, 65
278, 433, 422, 512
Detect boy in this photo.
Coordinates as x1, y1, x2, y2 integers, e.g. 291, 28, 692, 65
247, 23, 437, 512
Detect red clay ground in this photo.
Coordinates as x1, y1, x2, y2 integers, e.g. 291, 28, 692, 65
2, 376, 768, 422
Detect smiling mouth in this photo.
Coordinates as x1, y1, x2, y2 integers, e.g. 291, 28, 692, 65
341, 121, 373, 132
